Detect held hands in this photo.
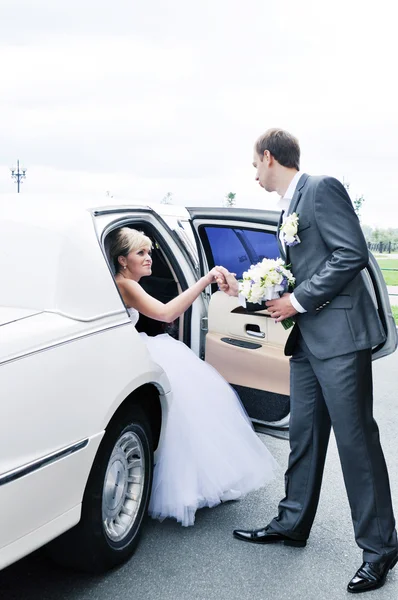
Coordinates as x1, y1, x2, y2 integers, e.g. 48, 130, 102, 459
206, 266, 228, 286
204, 267, 223, 286
211, 265, 239, 297
266, 293, 298, 322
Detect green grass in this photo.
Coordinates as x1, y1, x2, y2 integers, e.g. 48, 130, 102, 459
392, 306, 398, 326
375, 258, 398, 286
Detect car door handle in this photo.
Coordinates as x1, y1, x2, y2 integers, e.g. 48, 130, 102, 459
246, 329, 265, 339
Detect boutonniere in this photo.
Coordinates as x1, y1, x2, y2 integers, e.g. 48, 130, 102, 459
280, 212, 300, 247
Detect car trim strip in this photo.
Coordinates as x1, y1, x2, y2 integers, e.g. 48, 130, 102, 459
0, 320, 132, 366
44, 308, 127, 323
0, 439, 89, 487
92, 207, 150, 216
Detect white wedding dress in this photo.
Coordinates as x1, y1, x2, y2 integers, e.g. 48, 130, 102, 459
128, 308, 278, 526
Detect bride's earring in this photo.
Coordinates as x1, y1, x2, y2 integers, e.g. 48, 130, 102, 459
123, 266, 127, 269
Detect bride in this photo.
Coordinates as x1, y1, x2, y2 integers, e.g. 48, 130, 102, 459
109, 226, 277, 527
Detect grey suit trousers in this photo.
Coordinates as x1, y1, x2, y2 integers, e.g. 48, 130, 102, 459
270, 333, 397, 561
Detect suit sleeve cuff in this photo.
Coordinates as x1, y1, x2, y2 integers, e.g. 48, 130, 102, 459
290, 292, 307, 313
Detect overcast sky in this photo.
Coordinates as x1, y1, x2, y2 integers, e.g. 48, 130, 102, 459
1, 0, 397, 228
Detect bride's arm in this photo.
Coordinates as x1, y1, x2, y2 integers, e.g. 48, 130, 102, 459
117, 269, 221, 323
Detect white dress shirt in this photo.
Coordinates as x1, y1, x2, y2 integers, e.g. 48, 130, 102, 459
277, 170, 303, 214
278, 172, 307, 314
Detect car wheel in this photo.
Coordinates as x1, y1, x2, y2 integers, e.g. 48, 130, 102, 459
47, 406, 153, 573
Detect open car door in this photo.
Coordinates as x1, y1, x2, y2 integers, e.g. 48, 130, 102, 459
187, 207, 397, 437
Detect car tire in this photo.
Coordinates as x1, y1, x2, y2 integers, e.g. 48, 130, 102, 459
47, 406, 153, 573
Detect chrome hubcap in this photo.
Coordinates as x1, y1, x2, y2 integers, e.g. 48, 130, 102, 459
102, 431, 145, 542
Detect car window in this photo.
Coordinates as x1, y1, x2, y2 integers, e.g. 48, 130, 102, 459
201, 226, 279, 279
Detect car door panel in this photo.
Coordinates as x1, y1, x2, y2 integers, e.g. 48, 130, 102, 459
363, 254, 397, 358
187, 209, 291, 428
206, 292, 289, 396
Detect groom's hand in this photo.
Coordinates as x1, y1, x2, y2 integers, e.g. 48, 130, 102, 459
266, 293, 298, 322
214, 266, 239, 297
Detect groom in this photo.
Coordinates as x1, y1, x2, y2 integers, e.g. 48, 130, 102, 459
217, 128, 397, 593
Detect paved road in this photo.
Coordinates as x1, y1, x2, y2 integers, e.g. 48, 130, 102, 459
388, 287, 398, 306
1, 352, 397, 600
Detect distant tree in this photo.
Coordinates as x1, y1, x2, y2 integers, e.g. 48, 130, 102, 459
360, 225, 398, 248
224, 192, 236, 207
361, 224, 373, 242
161, 192, 173, 204
343, 179, 365, 220
372, 228, 390, 244
352, 194, 365, 220
387, 228, 398, 243
371, 228, 398, 244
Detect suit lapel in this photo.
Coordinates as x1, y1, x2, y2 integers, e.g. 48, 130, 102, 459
287, 173, 309, 216
284, 173, 309, 264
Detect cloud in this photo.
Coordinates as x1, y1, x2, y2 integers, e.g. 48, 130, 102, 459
1, 0, 397, 227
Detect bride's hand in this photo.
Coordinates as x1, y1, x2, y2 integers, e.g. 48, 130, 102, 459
206, 266, 227, 285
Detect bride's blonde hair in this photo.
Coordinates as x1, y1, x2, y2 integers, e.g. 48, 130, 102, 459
109, 227, 152, 272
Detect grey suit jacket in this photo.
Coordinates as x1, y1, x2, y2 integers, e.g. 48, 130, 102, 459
280, 174, 386, 360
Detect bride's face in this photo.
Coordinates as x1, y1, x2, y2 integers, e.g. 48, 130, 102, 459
124, 245, 152, 280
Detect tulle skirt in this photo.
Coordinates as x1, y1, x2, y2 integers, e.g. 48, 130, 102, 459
140, 333, 278, 526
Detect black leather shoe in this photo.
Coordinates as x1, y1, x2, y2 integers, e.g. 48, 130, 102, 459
233, 525, 306, 547
347, 550, 398, 593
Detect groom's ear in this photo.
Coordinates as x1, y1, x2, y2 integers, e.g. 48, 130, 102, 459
263, 150, 272, 164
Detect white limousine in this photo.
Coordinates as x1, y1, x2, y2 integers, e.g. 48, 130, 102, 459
0, 194, 396, 573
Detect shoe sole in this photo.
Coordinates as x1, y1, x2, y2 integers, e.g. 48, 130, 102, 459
284, 539, 307, 548
233, 534, 306, 547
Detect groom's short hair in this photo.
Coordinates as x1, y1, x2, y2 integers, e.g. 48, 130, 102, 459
255, 128, 300, 170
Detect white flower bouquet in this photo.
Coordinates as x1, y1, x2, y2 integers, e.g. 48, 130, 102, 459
239, 258, 296, 330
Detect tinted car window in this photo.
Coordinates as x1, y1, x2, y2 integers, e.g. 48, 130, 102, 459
202, 227, 279, 279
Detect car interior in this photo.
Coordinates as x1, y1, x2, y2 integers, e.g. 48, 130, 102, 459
103, 223, 186, 340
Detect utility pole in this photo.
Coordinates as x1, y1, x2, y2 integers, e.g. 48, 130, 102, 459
10, 160, 27, 193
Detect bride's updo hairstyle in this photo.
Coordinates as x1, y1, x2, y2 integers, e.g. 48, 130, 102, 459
109, 227, 152, 273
